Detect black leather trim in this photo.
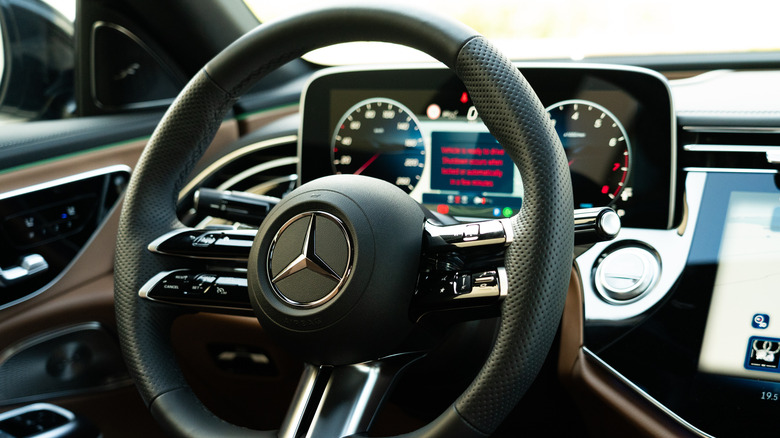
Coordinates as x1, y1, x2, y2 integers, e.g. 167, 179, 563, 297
114, 71, 235, 410
453, 37, 573, 433
204, 5, 477, 96
0, 112, 163, 172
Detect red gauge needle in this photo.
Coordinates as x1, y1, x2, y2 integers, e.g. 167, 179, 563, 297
354, 153, 380, 175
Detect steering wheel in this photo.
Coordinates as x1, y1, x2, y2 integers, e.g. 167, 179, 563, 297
114, 5, 573, 438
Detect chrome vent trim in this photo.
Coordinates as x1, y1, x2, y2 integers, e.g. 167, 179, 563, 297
683, 144, 780, 153
683, 126, 780, 134
179, 135, 298, 200
682, 125, 780, 169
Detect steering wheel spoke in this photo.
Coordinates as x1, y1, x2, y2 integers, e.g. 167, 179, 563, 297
148, 228, 257, 262
139, 269, 252, 314
280, 353, 422, 438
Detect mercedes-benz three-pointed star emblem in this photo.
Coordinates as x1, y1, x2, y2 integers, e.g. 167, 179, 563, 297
271, 214, 341, 284
267, 211, 352, 308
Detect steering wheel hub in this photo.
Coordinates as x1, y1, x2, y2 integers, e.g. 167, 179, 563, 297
267, 211, 352, 308
248, 175, 426, 365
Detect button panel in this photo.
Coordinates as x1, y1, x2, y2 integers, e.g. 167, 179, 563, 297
3, 195, 96, 249
413, 268, 506, 316
0, 166, 129, 309
140, 270, 251, 310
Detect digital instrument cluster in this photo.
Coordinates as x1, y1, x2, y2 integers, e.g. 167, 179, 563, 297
300, 65, 674, 229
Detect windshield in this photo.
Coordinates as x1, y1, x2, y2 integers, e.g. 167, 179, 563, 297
245, 0, 780, 64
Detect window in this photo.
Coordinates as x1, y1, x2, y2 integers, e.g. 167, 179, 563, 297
0, 0, 74, 123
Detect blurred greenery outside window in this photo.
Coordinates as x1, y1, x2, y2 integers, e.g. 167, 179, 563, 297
244, 0, 780, 65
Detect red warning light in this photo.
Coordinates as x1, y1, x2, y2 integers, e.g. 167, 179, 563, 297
601, 185, 610, 194
437, 204, 450, 214
460, 92, 469, 104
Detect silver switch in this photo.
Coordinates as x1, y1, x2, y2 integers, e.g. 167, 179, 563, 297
595, 247, 660, 304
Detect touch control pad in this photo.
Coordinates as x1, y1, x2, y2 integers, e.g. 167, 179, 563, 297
140, 270, 251, 310
412, 268, 506, 317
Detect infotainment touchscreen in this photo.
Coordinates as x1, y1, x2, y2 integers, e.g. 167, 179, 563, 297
698, 175, 780, 381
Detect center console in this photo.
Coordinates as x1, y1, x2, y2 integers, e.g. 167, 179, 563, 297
584, 170, 780, 437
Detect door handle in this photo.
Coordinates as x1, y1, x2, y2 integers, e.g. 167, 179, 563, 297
0, 254, 48, 287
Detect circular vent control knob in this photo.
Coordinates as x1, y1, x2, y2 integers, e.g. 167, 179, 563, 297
595, 246, 660, 303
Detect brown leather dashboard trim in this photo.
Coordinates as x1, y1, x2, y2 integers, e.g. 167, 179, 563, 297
0, 140, 147, 195
559, 265, 704, 438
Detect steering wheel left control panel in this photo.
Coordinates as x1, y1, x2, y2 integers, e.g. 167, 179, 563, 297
0, 166, 130, 309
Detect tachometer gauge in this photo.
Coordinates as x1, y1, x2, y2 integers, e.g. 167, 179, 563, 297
546, 99, 631, 208
332, 98, 425, 194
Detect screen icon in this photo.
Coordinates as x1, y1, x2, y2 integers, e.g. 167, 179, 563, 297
746, 336, 780, 371
753, 314, 770, 329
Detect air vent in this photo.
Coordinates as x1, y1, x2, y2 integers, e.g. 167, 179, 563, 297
179, 135, 298, 226
680, 125, 780, 170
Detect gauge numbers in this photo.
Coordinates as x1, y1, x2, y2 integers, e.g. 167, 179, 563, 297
546, 99, 631, 208
332, 98, 425, 194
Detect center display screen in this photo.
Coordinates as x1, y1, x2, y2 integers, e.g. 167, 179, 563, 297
699, 190, 780, 381
585, 172, 780, 438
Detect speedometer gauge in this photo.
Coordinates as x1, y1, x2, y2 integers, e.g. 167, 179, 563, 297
546, 99, 631, 208
332, 98, 425, 194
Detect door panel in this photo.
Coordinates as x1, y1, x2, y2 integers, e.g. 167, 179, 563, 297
0, 116, 241, 436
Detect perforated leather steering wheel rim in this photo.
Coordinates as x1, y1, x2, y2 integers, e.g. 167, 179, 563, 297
113, 5, 573, 437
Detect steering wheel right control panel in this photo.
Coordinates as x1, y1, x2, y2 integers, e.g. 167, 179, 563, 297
299, 64, 675, 230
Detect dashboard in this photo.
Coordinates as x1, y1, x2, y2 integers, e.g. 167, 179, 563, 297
2, 38, 779, 436
299, 65, 675, 228
5, 2, 780, 437
294, 64, 780, 437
